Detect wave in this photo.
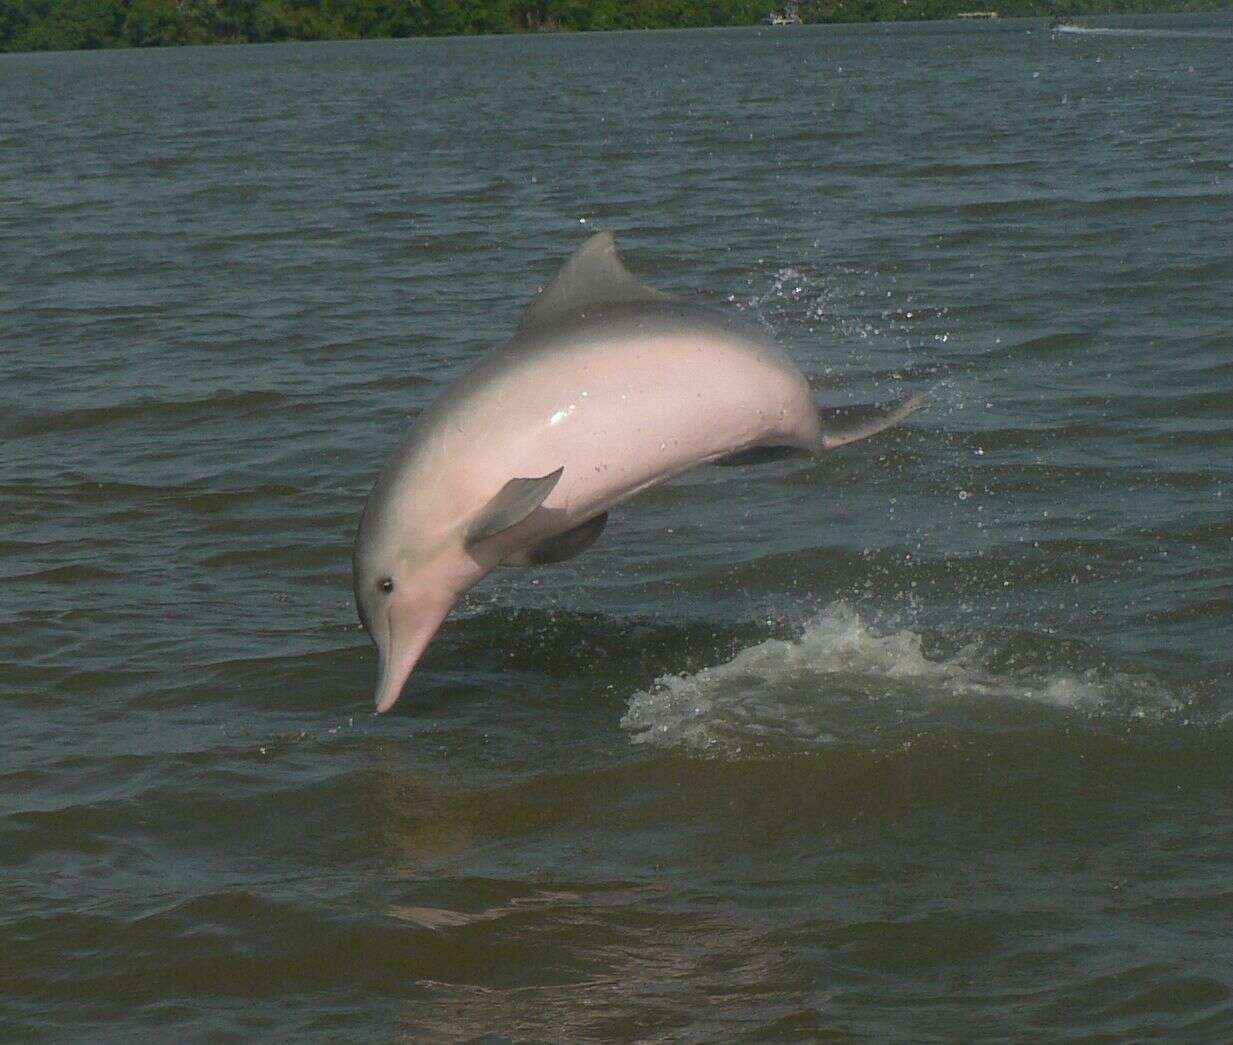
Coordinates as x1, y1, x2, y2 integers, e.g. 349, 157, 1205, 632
621, 604, 1195, 756
1054, 25, 1233, 40
2, 390, 298, 438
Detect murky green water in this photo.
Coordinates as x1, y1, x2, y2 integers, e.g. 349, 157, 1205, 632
4, 14, 1233, 1039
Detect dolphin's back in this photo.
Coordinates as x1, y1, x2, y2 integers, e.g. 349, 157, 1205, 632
468, 299, 799, 400
386, 299, 822, 540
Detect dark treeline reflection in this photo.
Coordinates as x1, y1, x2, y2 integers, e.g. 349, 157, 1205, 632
0, 0, 1223, 53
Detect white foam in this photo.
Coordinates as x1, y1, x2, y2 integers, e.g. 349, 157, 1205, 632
1054, 25, 1231, 39
621, 604, 1189, 755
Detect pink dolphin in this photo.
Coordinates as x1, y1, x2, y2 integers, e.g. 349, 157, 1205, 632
354, 233, 924, 713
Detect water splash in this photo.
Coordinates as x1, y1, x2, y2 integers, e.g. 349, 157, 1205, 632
734, 264, 889, 343
1054, 25, 1233, 40
621, 604, 1192, 756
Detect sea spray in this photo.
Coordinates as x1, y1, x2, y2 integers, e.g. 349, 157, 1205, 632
621, 604, 1192, 755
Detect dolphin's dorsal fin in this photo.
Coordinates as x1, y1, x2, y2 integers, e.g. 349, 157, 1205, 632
518, 232, 668, 334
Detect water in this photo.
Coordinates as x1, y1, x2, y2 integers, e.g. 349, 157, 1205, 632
4, 13, 1233, 1039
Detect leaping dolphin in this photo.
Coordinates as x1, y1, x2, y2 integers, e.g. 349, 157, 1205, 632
354, 233, 924, 713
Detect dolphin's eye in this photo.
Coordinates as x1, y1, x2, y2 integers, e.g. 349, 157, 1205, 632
378, 578, 394, 594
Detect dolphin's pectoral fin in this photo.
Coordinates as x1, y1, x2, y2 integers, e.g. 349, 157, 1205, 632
714, 446, 806, 467
817, 394, 927, 451
518, 232, 669, 334
527, 512, 609, 565
466, 467, 564, 547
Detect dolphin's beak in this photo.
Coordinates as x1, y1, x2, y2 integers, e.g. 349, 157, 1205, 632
373, 601, 451, 714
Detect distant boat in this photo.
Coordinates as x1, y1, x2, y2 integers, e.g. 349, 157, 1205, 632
957, 11, 1000, 18
762, 1, 803, 26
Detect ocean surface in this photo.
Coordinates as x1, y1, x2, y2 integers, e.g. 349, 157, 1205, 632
4, 13, 1233, 1040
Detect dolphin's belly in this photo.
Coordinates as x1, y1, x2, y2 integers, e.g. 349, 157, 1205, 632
438, 331, 821, 540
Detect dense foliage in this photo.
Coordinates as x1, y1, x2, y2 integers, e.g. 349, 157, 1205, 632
0, 0, 1223, 52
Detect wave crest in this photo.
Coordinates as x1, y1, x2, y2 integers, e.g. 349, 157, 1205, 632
621, 604, 1191, 756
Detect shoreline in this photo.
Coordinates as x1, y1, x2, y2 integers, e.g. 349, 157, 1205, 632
2, 3, 1225, 56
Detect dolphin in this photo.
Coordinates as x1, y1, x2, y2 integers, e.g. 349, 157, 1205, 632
354, 232, 924, 714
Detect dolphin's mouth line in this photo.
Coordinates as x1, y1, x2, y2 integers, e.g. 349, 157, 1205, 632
372, 602, 393, 714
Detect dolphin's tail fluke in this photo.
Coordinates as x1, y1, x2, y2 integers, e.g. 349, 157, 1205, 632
816, 393, 926, 452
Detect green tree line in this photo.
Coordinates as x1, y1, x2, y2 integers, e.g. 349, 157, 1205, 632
0, 0, 1223, 52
